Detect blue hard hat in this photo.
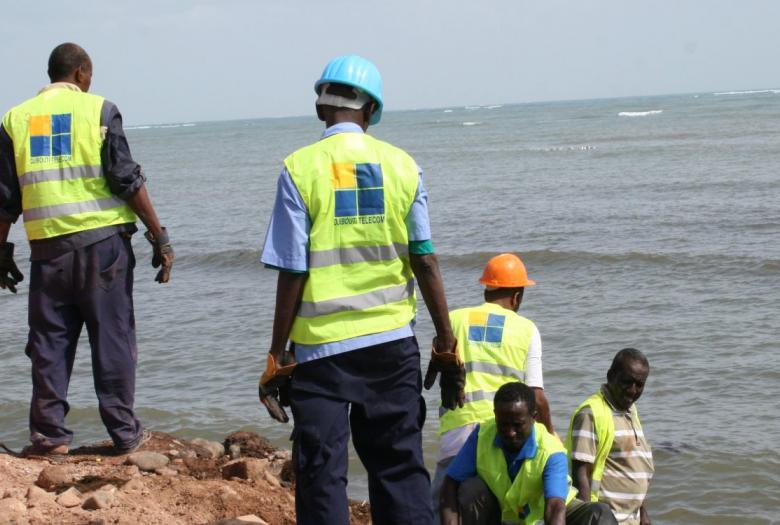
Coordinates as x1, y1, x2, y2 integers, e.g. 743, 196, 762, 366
314, 55, 384, 125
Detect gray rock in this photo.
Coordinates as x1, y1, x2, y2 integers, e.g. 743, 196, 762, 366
191, 438, 225, 458
126, 451, 170, 472
82, 490, 115, 510
229, 444, 241, 459
154, 467, 177, 476
35, 465, 71, 491
55, 487, 82, 508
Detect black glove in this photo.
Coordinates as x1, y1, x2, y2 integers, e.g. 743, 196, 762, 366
423, 341, 466, 410
259, 352, 296, 423
144, 227, 174, 283
0, 242, 24, 294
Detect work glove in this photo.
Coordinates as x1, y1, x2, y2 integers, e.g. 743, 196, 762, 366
0, 242, 24, 294
259, 351, 297, 423
144, 227, 174, 283
423, 339, 466, 410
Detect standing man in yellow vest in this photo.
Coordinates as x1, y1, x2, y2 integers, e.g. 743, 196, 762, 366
0, 43, 173, 455
566, 349, 653, 525
258, 55, 460, 525
440, 382, 616, 525
431, 253, 554, 521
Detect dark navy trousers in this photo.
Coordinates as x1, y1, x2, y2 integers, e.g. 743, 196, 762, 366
290, 336, 432, 525
26, 233, 143, 449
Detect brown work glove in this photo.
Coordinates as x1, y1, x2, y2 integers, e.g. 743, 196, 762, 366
259, 351, 296, 423
144, 227, 174, 283
0, 242, 24, 294
424, 339, 466, 410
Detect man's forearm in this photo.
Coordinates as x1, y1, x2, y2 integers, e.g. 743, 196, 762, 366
571, 460, 592, 501
409, 253, 454, 348
269, 271, 308, 357
439, 477, 460, 525
0, 221, 10, 243
126, 185, 162, 236
544, 498, 566, 525
533, 387, 554, 434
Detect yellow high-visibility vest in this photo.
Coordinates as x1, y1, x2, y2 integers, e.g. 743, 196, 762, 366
286, 132, 418, 345
565, 390, 644, 502
2, 86, 135, 240
477, 420, 577, 524
439, 302, 534, 434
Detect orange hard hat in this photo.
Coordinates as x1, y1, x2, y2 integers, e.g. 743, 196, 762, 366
479, 253, 536, 288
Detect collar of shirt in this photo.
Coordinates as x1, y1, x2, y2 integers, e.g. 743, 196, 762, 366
600, 383, 633, 415
321, 122, 364, 139
493, 424, 538, 479
480, 301, 512, 314
38, 82, 82, 95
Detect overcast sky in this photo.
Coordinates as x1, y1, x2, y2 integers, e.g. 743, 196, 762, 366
1, 1, 777, 125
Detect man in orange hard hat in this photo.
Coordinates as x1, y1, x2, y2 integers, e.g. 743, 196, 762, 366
431, 253, 554, 521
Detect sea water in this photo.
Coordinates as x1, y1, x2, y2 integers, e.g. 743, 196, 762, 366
2, 90, 779, 523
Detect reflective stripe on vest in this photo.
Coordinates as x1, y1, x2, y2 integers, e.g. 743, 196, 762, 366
286, 132, 418, 345
476, 421, 576, 524
2, 87, 135, 240
565, 391, 613, 502
439, 303, 534, 435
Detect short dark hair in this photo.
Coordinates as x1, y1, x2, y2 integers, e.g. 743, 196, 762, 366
608, 348, 649, 376
494, 382, 535, 414
48, 43, 91, 82
484, 286, 524, 303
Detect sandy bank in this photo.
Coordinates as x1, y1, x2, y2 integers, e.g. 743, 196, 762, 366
0, 431, 371, 525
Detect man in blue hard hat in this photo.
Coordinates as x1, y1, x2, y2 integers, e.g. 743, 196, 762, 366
258, 55, 464, 525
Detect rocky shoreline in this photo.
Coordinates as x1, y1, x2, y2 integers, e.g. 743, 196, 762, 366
0, 431, 372, 525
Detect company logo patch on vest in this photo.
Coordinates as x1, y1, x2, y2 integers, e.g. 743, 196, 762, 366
29, 114, 72, 163
468, 311, 505, 343
332, 162, 386, 225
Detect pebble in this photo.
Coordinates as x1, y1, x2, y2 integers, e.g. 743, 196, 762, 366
55, 487, 82, 508
155, 467, 178, 476
82, 490, 115, 510
25, 485, 52, 507
35, 465, 71, 491
220, 458, 269, 481
229, 444, 241, 459
191, 438, 225, 458
127, 451, 170, 472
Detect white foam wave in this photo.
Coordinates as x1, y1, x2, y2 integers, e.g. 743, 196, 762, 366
713, 89, 780, 96
618, 110, 663, 117
462, 122, 480, 126
443, 109, 453, 113
529, 145, 596, 152
125, 123, 197, 131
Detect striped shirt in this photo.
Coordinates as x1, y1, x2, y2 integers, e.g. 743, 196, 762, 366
570, 386, 654, 525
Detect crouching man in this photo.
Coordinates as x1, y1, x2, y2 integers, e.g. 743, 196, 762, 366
440, 382, 616, 525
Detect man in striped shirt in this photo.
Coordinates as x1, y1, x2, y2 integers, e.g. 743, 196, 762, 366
567, 349, 653, 525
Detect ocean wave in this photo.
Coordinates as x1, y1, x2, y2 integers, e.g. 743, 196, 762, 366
126, 123, 197, 131
461, 121, 480, 126
441, 249, 780, 273
713, 89, 780, 96
527, 145, 596, 152
618, 110, 663, 117
182, 249, 261, 270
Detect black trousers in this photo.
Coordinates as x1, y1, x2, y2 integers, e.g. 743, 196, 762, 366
26, 233, 143, 449
290, 336, 432, 525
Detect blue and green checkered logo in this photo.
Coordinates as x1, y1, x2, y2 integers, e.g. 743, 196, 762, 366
468, 311, 506, 343
332, 162, 384, 218
29, 114, 72, 158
